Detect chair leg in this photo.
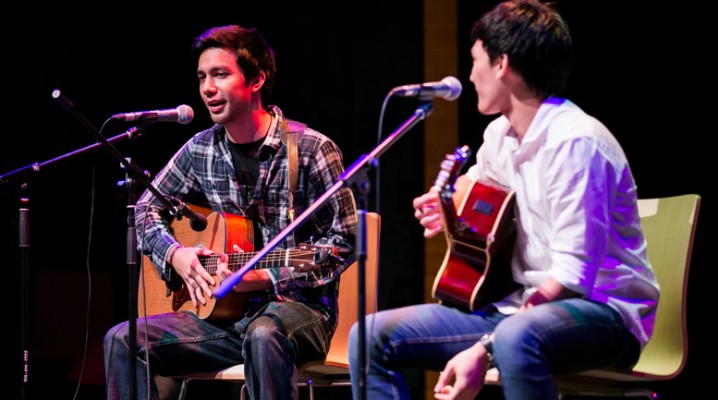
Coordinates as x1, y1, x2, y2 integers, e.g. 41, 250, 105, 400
307, 376, 314, 400
176, 379, 189, 400
240, 383, 248, 400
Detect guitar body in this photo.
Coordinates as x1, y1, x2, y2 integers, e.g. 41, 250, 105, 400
431, 147, 521, 311
138, 208, 253, 321
138, 205, 339, 322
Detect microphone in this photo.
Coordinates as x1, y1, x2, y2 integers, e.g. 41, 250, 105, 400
112, 105, 194, 125
177, 201, 208, 231
389, 76, 462, 101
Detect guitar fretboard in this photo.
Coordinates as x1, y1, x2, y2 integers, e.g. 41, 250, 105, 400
198, 249, 322, 273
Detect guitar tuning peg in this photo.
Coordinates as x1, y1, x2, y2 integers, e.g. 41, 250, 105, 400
314, 246, 329, 265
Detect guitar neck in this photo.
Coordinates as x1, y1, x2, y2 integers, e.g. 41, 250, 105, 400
197, 247, 324, 274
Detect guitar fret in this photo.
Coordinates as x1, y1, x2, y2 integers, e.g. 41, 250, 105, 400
199, 250, 321, 273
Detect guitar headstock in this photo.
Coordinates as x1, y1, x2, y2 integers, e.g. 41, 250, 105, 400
294, 242, 342, 272
431, 145, 472, 194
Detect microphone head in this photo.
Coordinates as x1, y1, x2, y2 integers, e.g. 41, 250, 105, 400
440, 76, 462, 101
177, 104, 194, 125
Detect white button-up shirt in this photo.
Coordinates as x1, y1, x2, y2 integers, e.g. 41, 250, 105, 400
467, 97, 660, 348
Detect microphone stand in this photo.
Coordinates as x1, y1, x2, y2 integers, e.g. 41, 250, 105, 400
5, 89, 199, 400
118, 158, 141, 400
0, 127, 144, 400
215, 100, 434, 400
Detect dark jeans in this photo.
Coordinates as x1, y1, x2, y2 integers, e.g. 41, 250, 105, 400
104, 301, 331, 400
349, 299, 640, 400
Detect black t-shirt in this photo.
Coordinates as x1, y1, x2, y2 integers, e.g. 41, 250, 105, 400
227, 136, 266, 246
228, 136, 265, 186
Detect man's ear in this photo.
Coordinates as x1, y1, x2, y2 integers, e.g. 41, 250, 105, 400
251, 71, 266, 93
495, 54, 510, 78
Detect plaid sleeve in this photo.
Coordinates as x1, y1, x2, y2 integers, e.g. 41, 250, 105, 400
267, 131, 358, 298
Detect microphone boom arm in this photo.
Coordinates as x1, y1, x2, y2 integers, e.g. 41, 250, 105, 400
0, 127, 143, 183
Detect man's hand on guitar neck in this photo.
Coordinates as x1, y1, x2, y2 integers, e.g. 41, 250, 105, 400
414, 174, 473, 239
171, 246, 216, 307
414, 190, 444, 238
172, 244, 274, 303
216, 244, 273, 293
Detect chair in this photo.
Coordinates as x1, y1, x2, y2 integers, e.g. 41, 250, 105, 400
484, 194, 701, 399
174, 212, 381, 400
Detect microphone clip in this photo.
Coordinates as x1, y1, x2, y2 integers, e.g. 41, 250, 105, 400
166, 196, 208, 232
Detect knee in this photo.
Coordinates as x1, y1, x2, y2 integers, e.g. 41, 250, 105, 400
492, 318, 545, 370
349, 314, 394, 361
246, 320, 280, 342
104, 321, 127, 346
348, 321, 359, 355
493, 322, 531, 350
349, 318, 381, 351
103, 321, 130, 360
245, 317, 286, 355
349, 320, 360, 340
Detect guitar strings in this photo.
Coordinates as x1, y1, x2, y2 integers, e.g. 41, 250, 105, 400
198, 250, 323, 272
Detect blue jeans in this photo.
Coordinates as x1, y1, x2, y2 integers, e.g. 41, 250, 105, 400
348, 299, 639, 400
104, 301, 331, 400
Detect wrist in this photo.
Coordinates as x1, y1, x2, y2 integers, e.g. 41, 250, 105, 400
525, 289, 550, 308
167, 245, 182, 266
479, 333, 494, 362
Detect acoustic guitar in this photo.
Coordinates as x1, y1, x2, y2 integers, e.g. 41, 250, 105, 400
431, 145, 521, 311
138, 206, 339, 321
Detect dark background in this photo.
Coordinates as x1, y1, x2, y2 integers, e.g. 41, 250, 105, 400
1, 1, 711, 399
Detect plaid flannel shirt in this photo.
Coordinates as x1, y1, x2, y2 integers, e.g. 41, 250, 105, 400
136, 105, 357, 328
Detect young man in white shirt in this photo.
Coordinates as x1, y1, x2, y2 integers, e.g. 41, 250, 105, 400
348, 1, 659, 399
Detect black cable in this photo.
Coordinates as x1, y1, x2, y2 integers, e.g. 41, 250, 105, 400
72, 117, 113, 400
373, 92, 393, 216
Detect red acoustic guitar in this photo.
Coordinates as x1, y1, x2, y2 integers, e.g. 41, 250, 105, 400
431, 145, 520, 311
138, 205, 339, 321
